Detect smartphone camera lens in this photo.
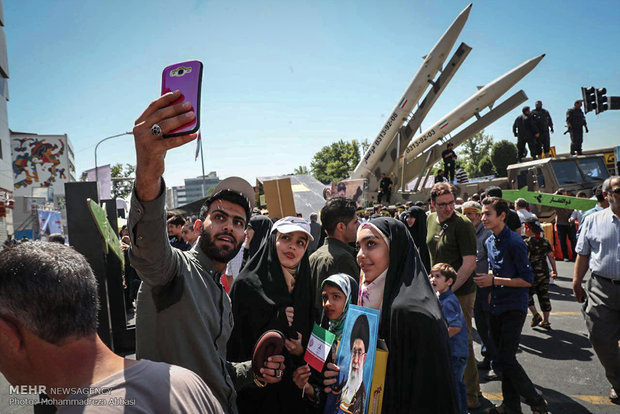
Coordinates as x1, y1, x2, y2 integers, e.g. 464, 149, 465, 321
178, 69, 184, 75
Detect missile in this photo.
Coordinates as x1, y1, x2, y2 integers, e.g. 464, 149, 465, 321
403, 53, 545, 163
350, 3, 472, 180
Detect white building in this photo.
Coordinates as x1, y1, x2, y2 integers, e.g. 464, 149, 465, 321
0, 0, 12, 244
168, 172, 220, 209
10, 131, 76, 238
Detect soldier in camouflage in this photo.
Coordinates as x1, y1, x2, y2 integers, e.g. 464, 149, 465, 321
523, 216, 558, 330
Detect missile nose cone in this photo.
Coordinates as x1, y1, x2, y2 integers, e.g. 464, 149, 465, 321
460, 3, 473, 17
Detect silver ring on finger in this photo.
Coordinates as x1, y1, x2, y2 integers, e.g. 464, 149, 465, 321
151, 123, 163, 137
276, 370, 282, 378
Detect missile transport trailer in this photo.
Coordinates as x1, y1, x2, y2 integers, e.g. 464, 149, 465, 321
358, 149, 613, 222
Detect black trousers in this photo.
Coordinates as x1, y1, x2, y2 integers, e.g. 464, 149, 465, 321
516, 136, 538, 160
444, 161, 456, 183
557, 223, 576, 261
378, 190, 391, 204
490, 310, 544, 411
539, 129, 550, 154
570, 128, 583, 155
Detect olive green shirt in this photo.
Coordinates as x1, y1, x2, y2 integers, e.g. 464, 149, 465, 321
309, 238, 360, 316
426, 212, 478, 296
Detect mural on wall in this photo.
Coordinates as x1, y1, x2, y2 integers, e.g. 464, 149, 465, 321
12, 138, 65, 189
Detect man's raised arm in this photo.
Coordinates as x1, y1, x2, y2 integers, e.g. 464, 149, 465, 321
128, 91, 198, 287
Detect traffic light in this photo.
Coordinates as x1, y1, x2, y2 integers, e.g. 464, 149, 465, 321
581, 86, 596, 113
594, 87, 608, 114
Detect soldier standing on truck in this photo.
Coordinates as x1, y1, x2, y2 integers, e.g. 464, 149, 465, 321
513, 106, 540, 162
531, 101, 554, 157
566, 100, 588, 155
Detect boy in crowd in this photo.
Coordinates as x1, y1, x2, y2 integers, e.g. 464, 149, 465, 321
430, 263, 469, 414
523, 216, 557, 330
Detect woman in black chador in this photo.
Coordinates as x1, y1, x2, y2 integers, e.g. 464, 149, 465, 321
228, 217, 316, 413
325, 217, 458, 413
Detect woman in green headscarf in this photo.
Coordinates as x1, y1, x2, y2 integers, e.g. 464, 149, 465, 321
292, 273, 356, 412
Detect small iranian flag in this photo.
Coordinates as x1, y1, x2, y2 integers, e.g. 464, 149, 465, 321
439, 120, 449, 129
304, 323, 336, 372
399, 98, 408, 109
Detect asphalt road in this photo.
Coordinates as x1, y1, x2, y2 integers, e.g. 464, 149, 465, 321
471, 260, 619, 414
1, 261, 617, 413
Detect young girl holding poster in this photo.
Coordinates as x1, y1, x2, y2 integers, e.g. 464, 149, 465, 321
292, 273, 355, 412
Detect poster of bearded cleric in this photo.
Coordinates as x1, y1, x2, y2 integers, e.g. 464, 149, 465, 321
325, 305, 379, 414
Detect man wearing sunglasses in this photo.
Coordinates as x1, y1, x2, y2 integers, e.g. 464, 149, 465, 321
426, 182, 479, 409
573, 176, 620, 404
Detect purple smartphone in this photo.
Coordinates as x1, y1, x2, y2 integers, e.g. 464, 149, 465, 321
161, 60, 203, 138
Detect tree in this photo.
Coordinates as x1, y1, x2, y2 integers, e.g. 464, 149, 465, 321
310, 140, 361, 184
479, 155, 495, 176
111, 163, 135, 199
293, 165, 309, 175
359, 138, 370, 158
491, 140, 518, 177
457, 130, 494, 178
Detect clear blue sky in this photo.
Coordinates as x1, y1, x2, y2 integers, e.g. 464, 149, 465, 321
5, 0, 620, 187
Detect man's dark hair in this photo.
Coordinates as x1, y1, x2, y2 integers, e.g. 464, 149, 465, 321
167, 214, 186, 227
320, 197, 357, 236
574, 100, 582, 106
522, 106, 530, 114
337, 182, 347, 192
515, 198, 528, 209
430, 182, 456, 202
350, 314, 369, 352
482, 197, 510, 220
593, 184, 605, 202
484, 186, 502, 198
199, 190, 250, 224
0, 242, 99, 344
48, 233, 65, 244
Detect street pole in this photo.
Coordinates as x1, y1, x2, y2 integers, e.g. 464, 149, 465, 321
200, 136, 206, 197
94, 132, 133, 198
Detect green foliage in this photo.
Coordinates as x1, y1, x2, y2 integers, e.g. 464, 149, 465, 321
359, 138, 370, 158
457, 130, 494, 178
310, 140, 361, 184
479, 155, 495, 176
110, 163, 135, 199
491, 140, 518, 177
293, 165, 309, 175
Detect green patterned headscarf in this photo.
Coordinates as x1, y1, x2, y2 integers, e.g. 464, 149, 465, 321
321, 273, 353, 338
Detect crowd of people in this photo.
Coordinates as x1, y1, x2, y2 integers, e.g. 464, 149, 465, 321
0, 92, 618, 414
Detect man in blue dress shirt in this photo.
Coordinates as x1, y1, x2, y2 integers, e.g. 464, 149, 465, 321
474, 197, 548, 414
573, 176, 620, 404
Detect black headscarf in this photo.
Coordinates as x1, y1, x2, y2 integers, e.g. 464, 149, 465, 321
369, 217, 458, 413
228, 231, 315, 413
248, 215, 273, 258
404, 206, 431, 273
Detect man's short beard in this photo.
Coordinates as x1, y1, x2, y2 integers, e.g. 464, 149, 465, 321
199, 227, 242, 264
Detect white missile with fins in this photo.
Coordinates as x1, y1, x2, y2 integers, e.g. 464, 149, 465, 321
350, 3, 472, 180
403, 53, 545, 163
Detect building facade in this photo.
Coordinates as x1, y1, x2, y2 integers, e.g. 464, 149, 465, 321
168, 171, 220, 209
10, 131, 75, 238
0, 0, 12, 244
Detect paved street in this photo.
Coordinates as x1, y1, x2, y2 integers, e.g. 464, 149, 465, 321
472, 260, 619, 414
1, 261, 618, 413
